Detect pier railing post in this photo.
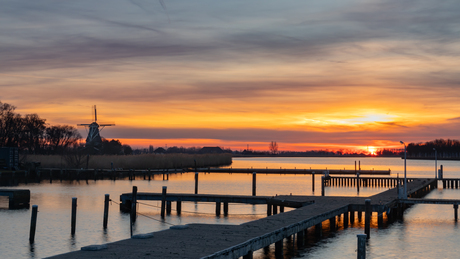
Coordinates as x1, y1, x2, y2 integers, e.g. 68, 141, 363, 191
29, 205, 38, 243
252, 172, 256, 196
357, 234, 367, 259
364, 199, 371, 239
71, 197, 77, 235
103, 194, 109, 229
161, 186, 167, 218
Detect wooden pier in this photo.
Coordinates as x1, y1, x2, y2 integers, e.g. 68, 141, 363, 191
200, 167, 391, 175
0, 189, 30, 209
48, 178, 438, 259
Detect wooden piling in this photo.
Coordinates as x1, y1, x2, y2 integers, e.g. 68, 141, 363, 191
275, 240, 283, 258
131, 186, 138, 223
280, 206, 284, 213
166, 201, 172, 214
329, 217, 336, 231
454, 204, 458, 221
224, 202, 229, 216
273, 205, 278, 215
364, 199, 371, 239
315, 222, 322, 237
350, 209, 355, 224
216, 202, 221, 216
297, 230, 304, 248
267, 204, 272, 216
312, 172, 315, 192
176, 200, 182, 215
71, 197, 77, 235
243, 251, 253, 259
357, 234, 367, 259
29, 205, 38, 243
321, 176, 325, 196
195, 172, 199, 194
103, 194, 109, 229
161, 186, 167, 218
252, 172, 256, 196
344, 211, 349, 228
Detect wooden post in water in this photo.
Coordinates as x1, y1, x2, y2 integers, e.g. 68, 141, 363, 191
103, 194, 109, 229
216, 202, 221, 216
252, 172, 256, 196
267, 203, 272, 216
243, 251, 253, 259
166, 201, 172, 214
344, 211, 349, 228
131, 186, 138, 223
357, 173, 360, 193
29, 205, 38, 243
315, 222, 322, 237
364, 199, 371, 239
161, 186, 167, 218
273, 205, 278, 215
71, 197, 77, 235
312, 172, 315, 192
176, 199, 182, 215
321, 176, 325, 196
224, 202, 229, 216
357, 234, 367, 259
195, 172, 199, 194
275, 240, 283, 258
350, 209, 355, 224
329, 217, 336, 231
454, 204, 458, 221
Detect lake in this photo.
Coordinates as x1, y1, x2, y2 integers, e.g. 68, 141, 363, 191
1, 157, 459, 258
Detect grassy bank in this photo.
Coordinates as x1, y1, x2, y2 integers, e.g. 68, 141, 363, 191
22, 153, 232, 169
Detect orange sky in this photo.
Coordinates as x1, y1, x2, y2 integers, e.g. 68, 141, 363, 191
2, 1, 460, 152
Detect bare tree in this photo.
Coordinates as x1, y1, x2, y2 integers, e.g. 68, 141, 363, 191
269, 141, 278, 154
45, 125, 81, 154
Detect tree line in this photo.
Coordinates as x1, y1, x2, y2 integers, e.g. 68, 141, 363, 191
0, 101, 131, 155
407, 139, 460, 159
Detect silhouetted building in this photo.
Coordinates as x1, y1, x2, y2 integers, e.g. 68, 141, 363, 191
199, 147, 224, 154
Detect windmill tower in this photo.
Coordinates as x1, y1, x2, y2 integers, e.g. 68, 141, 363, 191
77, 105, 115, 151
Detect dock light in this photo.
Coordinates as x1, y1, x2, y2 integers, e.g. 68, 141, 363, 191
400, 141, 407, 199
433, 148, 437, 179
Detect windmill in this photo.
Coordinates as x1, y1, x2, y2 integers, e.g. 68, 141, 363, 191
77, 105, 115, 151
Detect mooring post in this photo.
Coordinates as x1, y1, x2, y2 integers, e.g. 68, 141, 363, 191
131, 186, 138, 223
29, 205, 38, 243
357, 173, 360, 193
364, 199, 371, 239
161, 186, 167, 218
195, 172, 199, 194
454, 204, 458, 221
103, 194, 109, 229
252, 172, 257, 196
357, 234, 367, 259
321, 176, 325, 196
71, 197, 77, 235
311, 171, 315, 192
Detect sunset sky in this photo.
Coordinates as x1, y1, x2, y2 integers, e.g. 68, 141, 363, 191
1, 1, 460, 151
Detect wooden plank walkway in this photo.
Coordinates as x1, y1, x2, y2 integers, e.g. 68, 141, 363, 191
47, 178, 435, 259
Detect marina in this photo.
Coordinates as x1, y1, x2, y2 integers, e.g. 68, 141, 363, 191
1, 157, 460, 258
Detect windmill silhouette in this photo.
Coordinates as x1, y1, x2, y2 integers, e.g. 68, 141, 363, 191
77, 105, 115, 152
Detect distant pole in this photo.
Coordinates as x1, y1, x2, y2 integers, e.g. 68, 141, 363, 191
131, 186, 138, 223
103, 194, 109, 229
29, 205, 38, 243
71, 197, 77, 235
400, 141, 407, 198
195, 172, 199, 194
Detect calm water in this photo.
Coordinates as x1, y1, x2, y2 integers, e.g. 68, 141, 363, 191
1, 157, 460, 258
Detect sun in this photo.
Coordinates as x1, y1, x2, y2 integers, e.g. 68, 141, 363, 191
368, 146, 377, 155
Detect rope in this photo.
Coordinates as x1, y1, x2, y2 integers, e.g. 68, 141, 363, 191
136, 201, 266, 216
110, 199, 175, 225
